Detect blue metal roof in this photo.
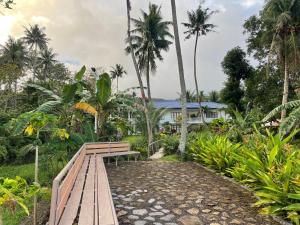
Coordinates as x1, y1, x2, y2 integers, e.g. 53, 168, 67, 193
153, 100, 227, 109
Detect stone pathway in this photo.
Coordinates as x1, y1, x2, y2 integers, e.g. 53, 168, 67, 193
106, 161, 282, 225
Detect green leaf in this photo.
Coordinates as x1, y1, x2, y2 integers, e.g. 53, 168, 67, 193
96, 73, 112, 106
283, 203, 300, 211
62, 83, 78, 103
75, 65, 86, 81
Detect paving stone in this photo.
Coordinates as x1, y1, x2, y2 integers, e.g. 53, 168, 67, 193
202, 209, 211, 213
134, 220, 147, 225
149, 212, 164, 216
128, 215, 139, 220
172, 208, 182, 215
145, 216, 155, 221
148, 198, 155, 204
160, 214, 175, 221
178, 215, 204, 225
117, 210, 127, 217
133, 209, 148, 216
187, 208, 199, 215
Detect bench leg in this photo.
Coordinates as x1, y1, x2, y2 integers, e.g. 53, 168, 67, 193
128, 155, 129, 162
115, 156, 118, 166
108, 157, 110, 164
135, 155, 137, 163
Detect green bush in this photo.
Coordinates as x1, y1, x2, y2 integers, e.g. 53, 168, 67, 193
123, 135, 148, 158
161, 134, 179, 155
189, 134, 240, 174
228, 130, 300, 224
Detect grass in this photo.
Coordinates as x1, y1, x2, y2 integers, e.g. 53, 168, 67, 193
160, 154, 181, 162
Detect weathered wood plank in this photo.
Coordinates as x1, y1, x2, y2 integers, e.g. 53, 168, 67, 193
86, 147, 130, 155
56, 149, 85, 222
78, 154, 96, 225
85, 143, 129, 150
58, 156, 90, 225
96, 156, 118, 225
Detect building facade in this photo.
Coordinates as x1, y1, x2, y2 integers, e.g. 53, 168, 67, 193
154, 100, 229, 131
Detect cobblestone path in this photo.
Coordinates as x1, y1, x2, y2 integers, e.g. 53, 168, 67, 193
106, 161, 283, 225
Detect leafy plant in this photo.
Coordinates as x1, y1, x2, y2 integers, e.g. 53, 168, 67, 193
161, 134, 179, 155
230, 129, 300, 224
189, 133, 240, 174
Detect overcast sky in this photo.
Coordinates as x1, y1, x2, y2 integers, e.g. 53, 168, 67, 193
0, 0, 264, 99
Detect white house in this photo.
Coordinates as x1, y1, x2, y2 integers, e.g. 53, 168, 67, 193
153, 99, 229, 131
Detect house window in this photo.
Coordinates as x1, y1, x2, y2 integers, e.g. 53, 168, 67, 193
206, 111, 218, 118
171, 112, 181, 121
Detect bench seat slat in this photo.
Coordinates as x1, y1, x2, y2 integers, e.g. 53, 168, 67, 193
101, 151, 140, 157
58, 156, 90, 225
78, 155, 96, 225
96, 156, 118, 225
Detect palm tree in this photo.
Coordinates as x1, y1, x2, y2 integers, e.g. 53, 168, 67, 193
1, 36, 27, 69
0, 37, 27, 105
170, 0, 188, 154
23, 24, 49, 80
183, 4, 217, 121
126, 3, 173, 101
110, 64, 127, 92
37, 48, 57, 80
126, 0, 153, 158
263, 0, 300, 120
186, 90, 196, 102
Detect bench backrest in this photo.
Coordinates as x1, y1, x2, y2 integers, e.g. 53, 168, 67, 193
49, 146, 86, 225
85, 142, 130, 155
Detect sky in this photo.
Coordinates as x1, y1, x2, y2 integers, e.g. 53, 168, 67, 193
0, 0, 264, 99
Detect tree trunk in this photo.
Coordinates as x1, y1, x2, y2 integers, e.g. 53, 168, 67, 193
126, 0, 153, 157
146, 57, 152, 101
14, 80, 17, 108
116, 77, 119, 92
171, 0, 188, 154
193, 32, 205, 125
33, 145, 39, 225
281, 35, 289, 120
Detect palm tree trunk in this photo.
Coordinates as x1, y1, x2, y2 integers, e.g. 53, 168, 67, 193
281, 35, 289, 120
126, 0, 153, 157
116, 77, 119, 92
171, 0, 188, 154
146, 57, 152, 101
193, 32, 205, 125
33, 145, 39, 225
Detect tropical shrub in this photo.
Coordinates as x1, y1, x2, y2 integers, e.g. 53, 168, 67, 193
123, 135, 148, 158
189, 133, 240, 174
161, 134, 179, 155
229, 130, 300, 224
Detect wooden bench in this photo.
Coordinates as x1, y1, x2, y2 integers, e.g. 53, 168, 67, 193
85, 142, 140, 166
49, 142, 139, 225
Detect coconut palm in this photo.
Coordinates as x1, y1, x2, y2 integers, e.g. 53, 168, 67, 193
170, 0, 188, 154
262, 0, 300, 120
23, 24, 49, 80
110, 64, 127, 92
36, 47, 57, 80
208, 90, 219, 102
183, 3, 217, 121
1, 37, 27, 69
126, 0, 153, 158
126, 3, 173, 101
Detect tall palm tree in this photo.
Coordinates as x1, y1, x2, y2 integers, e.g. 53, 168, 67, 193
126, 3, 173, 101
183, 4, 217, 122
23, 24, 49, 80
110, 64, 127, 92
1, 36, 27, 69
263, 0, 300, 120
0, 37, 26, 100
37, 48, 57, 80
170, 0, 188, 154
126, 0, 153, 158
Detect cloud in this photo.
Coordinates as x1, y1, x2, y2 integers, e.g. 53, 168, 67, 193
240, 0, 264, 8
0, 0, 261, 99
